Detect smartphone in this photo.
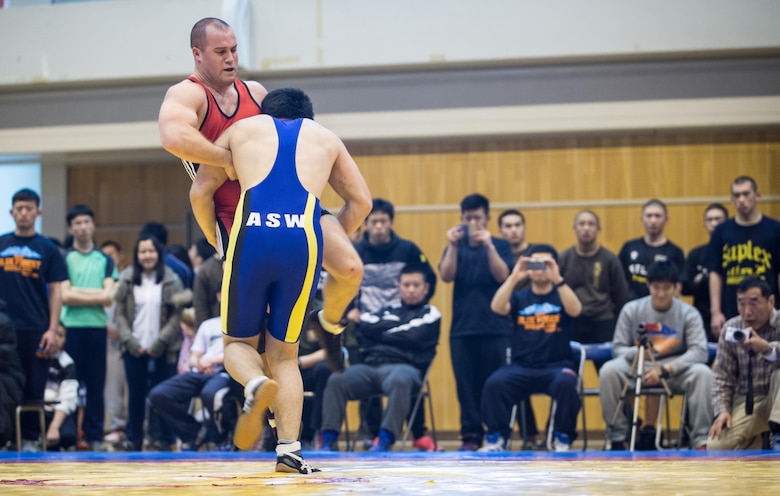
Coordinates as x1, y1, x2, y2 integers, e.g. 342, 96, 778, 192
526, 259, 547, 271
460, 224, 471, 246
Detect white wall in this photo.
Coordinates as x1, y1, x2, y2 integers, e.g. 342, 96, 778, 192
1, 0, 779, 86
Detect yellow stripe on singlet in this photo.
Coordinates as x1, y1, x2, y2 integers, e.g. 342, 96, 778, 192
221, 190, 248, 335
285, 194, 319, 343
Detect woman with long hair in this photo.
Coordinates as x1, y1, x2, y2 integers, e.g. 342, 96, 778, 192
114, 235, 184, 450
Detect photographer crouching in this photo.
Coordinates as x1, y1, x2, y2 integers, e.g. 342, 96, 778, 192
708, 277, 780, 450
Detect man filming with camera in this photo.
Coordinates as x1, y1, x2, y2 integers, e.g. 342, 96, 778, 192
599, 261, 713, 450
708, 276, 780, 450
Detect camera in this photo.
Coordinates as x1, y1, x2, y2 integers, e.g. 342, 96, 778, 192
525, 259, 547, 271
460, 224, 478, 247
724, 327, 751, 344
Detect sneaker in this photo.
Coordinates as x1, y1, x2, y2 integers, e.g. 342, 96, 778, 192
21, 439, 40, 453
607, 440, 626, 451
521, 438, 545, 451
88, 441, 108, 452
412, 435, 443, 452
771, 433, 780, 451
318, 431, 339, 452
114, 439, 139, 451
368, 430, 394, 452
458, 442, 480, 451
276, 450, 321, 474
234, 377, 279, 451
477, 433, 505, 452
308, 310, 345, 372
103, 430, 125, 445
553, 432, 571, 452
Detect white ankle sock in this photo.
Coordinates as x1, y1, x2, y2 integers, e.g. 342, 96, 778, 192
276, 440, 301, 455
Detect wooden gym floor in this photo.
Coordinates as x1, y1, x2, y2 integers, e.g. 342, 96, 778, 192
0, 450, 778, 495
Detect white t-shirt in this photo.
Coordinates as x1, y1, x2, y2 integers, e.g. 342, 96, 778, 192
191, 317, 224, 362
132, 273, 163, 350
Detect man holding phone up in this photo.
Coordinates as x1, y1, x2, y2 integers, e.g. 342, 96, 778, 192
439, 193, 514, 450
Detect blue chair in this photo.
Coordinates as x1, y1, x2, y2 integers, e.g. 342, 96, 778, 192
578, 343, 613, 450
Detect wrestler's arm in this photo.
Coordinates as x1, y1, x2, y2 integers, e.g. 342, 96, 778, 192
158, 81, 232, 169
327, 136, 372, 235
190, 166, 227, 248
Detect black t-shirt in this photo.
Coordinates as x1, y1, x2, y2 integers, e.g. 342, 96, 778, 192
509, 288, 574, 368
445, 237, 514, 338
618, 237, 685, 300
0, 233, 68, 332
706, 216, 780, 318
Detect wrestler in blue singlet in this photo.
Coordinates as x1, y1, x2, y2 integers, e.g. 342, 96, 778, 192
221, 118, 323, 342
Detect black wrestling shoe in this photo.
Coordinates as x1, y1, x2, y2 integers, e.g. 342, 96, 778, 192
276, 450, 321, 474
308, 310, 345, 372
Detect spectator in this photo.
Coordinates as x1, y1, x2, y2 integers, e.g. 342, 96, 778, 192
149, 304, 241, 451
348, 197, 439, 450
497, 208, 535, 292
43, 322, 79, 451
481, 244, 582, 452
600, 261, 712, 450
439, 193, 514, 451
0, 188, 68, 447
60, 204, 117, 450
99, 240, 128, 445
0, 298, 25, 448
192, 248, 222, 332
618, 199, 686, 301
708, 277, 780, 450
189, 237, 217, 273
139, 222, 194, 289
114, 234, 186, 450
707, 176, 780, 337
682, 203, 729, 341
319, 266, 440, 451
559, 210, 629, 367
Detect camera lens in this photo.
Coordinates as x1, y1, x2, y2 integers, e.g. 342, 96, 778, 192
733, 329, 747, 341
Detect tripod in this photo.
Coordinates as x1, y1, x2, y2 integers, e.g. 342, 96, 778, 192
607, 326, 673, 451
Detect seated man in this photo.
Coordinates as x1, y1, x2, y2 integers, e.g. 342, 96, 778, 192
600, 261, 712, 450
43, 322, 79, 451
708, 277, 780, 450
0, 299, 25, 449
148, 310, 240, 450
482, 244, 582, 452
319, 265, 440, 451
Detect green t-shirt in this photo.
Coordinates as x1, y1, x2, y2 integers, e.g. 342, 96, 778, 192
61, 248, 118, 328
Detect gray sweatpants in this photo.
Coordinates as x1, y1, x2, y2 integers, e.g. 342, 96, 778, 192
600, 357, 713, 448
321, 363, 420, 440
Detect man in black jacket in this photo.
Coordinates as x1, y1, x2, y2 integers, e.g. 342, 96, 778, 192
319, 266, 440, 451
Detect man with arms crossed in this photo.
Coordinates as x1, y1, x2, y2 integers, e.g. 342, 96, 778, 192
158, 18, 365, 367
216, 88, 370, 473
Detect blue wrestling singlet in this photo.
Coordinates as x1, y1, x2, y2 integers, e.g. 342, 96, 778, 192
221, 118, 323, 342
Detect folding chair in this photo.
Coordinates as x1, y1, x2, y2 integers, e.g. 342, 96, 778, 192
15, 400, 59, 452
342, 362, 437, 451
578, 342, 613, 450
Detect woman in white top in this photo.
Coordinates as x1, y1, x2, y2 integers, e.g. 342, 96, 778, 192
114, 235, 184, 450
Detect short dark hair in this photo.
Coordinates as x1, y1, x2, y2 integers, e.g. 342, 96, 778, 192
66, 204, 94, 225
194, 237, 216, 260
736, 276, 772, 298
527, 243, 558, 262
261, 88, 314, 120
140, 222, 168, 246
732, 175, 758, 193
99, 240, 122, 253
460, 193, 489, 215
498, 209, 525, 228
370, 198, 395, 221
400, 264, 427, 279
574, 209, 600, 228
190, 17, 230, 49
12, 188, 40, 207
704, 203, 729, 219
642, 198, 668, 215
646, 261, 679, 284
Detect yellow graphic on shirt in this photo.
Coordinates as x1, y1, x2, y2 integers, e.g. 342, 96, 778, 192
1, 255, 42, 278
721, 241, 773, 285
